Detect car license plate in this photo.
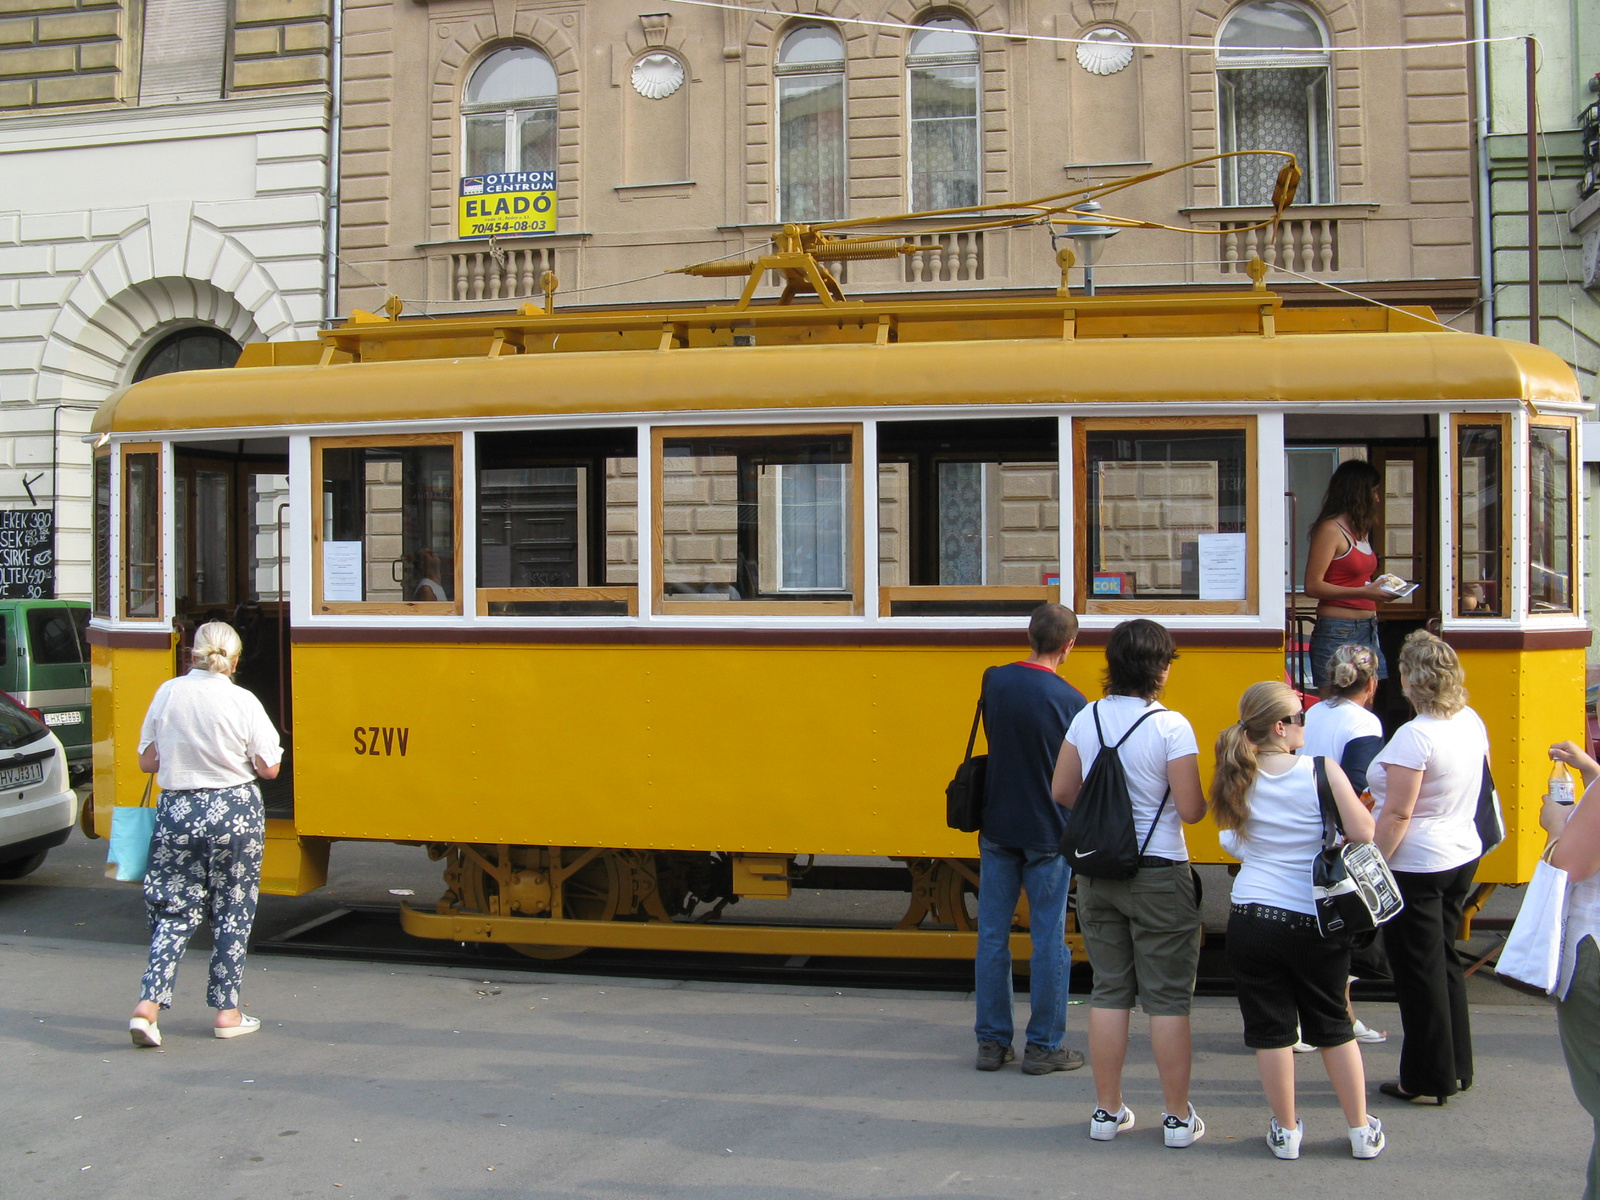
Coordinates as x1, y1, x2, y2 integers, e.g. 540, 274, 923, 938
0, 761, 43, 789
44, 710, 82, 727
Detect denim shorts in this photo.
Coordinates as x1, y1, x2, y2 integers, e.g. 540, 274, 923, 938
1309, 615, 1388, 690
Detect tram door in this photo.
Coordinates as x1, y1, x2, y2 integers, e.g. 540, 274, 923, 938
174, 444, 294, 817
1285, 424, 1438, 733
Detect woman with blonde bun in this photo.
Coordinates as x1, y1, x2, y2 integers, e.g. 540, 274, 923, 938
1369, 629, 1489, 1105
127, 621, 282, 1048
1302, 644, 1384, 795
1213, 681, 1384, 1161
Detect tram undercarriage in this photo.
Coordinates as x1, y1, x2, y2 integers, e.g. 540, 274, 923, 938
406, 845, 1047, 961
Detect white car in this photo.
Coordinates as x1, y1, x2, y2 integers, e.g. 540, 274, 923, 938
0, 691, 76, 879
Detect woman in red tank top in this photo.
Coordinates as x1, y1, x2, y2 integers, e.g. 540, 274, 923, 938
1303, 460, 1391, 692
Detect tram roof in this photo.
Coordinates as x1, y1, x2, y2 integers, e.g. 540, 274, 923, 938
92, 292, 1581, 435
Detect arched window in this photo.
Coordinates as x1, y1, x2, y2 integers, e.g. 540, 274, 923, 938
907, 14, 980, 210
462, 45, 558, 176
133, 326, 241, 381
776, 26, 846, 222
1216, 1, 1332, 205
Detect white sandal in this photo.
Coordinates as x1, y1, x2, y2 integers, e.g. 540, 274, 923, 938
214, 1013, 261, 1040
1353, 1019, 1387, 1044
129, 1016, 161, 1048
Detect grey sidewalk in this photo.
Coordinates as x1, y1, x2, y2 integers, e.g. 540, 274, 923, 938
0, 927, 1589, 1200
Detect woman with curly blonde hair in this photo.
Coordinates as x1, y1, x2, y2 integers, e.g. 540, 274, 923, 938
1368, 629, 1490, 1104
1213, 681, 1384, 1160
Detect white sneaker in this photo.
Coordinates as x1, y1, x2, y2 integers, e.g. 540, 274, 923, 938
1350, 1117, 1385, 1159
1163, 1103, 1205, 1148
1089, 1105, 1134, 1141
1267, 1117, 1304, 1160
1352, 1020, 1387, 1044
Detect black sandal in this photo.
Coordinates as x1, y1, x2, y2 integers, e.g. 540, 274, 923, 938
1379, 1080, 1448, 1106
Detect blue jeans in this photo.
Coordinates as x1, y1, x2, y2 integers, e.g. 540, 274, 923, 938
975, 836, 1072, 1050
1309, 615, 1389, 690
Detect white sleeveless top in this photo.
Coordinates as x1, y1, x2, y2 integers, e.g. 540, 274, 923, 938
1221, 756, 1325, 916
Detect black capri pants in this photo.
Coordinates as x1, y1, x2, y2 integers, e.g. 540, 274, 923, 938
1227, 903, 1355, 1050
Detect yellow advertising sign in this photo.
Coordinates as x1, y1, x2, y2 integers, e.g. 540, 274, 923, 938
457, 171, 557, 240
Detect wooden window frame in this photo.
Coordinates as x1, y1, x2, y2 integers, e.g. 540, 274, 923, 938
1073, 416, 1259, 617
476, 587, 638, 616
120, 441, 164, 623
1449, 413, 1513, 620
1528, 414, 1580, 617
651, 423, 865, 616
311, 433, 464, 617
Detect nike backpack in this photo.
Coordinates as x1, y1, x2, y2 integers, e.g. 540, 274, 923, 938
1058, 704, 1168, 881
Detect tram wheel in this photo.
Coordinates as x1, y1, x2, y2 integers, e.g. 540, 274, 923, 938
932, 860, 979, 931
452, 847, 626, 960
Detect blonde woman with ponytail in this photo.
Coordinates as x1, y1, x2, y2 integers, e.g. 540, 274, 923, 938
127, 622, 282, 1048
1213, 681, 1384, 1161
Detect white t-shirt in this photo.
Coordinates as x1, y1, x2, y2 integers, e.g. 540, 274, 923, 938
1368, 707, 1490, 873
1301, 697, 1382, 764
139, 669, 283, 791
1221, 756, 1325, 915
1064, 695, 1199, 861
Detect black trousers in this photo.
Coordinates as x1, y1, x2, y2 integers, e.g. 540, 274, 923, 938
1382, 859, 1478, 1096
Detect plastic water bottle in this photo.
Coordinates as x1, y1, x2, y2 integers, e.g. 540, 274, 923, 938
1550, 759, 1578, 806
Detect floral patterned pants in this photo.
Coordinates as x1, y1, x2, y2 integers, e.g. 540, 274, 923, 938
140, 782, 265, 1011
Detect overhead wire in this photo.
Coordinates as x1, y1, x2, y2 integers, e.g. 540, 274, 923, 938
664, 0, 1534, 56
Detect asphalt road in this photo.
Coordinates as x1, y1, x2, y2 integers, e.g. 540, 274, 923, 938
0, 831, 1588, 1200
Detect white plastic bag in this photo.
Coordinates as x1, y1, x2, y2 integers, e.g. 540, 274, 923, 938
1497, 858, 1569, 994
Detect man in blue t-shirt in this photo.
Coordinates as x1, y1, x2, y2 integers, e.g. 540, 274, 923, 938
974, 603, 1088, 1073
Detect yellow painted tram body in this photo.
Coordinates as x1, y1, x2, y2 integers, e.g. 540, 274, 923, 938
86, 279, 1587, 958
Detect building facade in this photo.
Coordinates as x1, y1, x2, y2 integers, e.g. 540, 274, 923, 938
0, 0, 332, 601
1482, 0, 1600, 661
338, 0, 1481, 321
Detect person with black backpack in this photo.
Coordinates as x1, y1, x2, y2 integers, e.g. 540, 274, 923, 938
1051, 619, 1208, 1147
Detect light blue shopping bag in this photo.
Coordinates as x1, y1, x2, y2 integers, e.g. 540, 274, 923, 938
104, 775, 157, 883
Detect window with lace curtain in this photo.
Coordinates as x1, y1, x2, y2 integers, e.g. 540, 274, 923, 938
908, 15, 981, 210
1216, 1, 1332, 205
462, 46, 559, 176
777, 26, 847, 222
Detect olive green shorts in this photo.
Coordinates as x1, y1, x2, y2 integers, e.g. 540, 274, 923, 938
1077, 864, 1202, 1017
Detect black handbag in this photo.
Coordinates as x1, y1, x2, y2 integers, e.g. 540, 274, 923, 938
1475, 759, 1505, 857
945, 670, 991, 833
1311, 756, 1404, 947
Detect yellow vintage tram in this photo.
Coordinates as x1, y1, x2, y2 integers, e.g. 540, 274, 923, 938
87, 239, 1586, 962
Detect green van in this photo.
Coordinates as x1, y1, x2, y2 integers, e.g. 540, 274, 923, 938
0, 601, 91, 789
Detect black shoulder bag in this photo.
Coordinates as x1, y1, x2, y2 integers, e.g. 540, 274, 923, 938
945, 668, 992, 833
1310, 756, 1404, 947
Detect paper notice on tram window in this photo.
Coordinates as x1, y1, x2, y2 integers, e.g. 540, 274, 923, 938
1197, 532, 1248, 601
324, 541, 363, 602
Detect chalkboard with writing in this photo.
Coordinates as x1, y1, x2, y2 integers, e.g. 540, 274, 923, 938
0, 510, 54, 600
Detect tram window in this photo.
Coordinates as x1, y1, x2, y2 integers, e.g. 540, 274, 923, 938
654, 425, 862, 614
877, 418, 1059, 616
93, 452, 110, 618
175, 466, 232, 608
314, 437, 460, 613
248, 473, 290, 602
1530, 421, 1575, 614
122, 447, 161, 620
475, 429, 639, 615
1078, 420, 1254, 613
1454, 420, 1506, 618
